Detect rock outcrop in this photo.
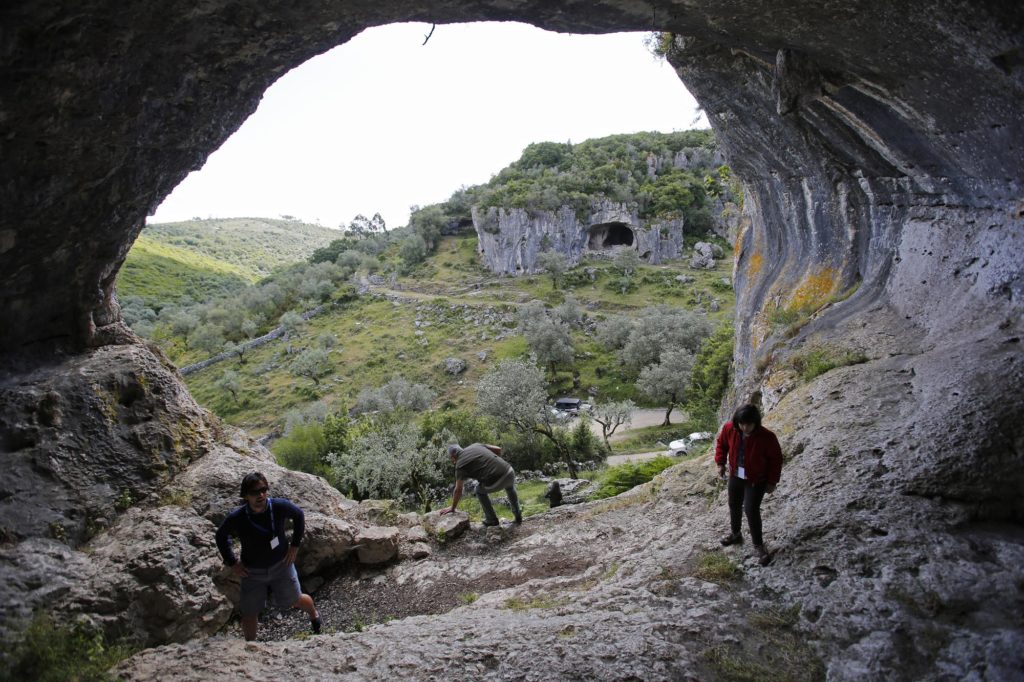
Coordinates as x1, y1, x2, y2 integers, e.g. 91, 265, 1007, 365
1, 1, 1022, 680
473, 200, 684, 275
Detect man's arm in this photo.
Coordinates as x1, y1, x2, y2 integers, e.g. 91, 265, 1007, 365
440, 479, 464, 515
215, 515, 248, 576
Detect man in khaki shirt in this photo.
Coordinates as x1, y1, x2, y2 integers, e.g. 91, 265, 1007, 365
440, 443, 522, 526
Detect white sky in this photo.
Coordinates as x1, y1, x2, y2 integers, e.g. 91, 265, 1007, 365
149, 22, 707, 231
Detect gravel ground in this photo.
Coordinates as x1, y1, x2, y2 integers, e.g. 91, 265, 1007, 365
225, 517, 588, 642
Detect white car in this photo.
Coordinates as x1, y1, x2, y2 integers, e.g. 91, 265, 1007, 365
667, 432, 713, 456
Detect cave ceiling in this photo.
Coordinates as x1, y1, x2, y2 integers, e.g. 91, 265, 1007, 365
0, 1, 1021, 358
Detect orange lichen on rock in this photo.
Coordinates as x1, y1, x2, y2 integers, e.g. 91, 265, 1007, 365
787, 267, 839, 313
747, 251, 764, 279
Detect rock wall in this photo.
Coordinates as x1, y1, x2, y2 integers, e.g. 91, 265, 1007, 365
472, 200, 684, 275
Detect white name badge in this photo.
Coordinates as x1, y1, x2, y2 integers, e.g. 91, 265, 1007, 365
737, 466, 746, 479
270, 537, 280, 550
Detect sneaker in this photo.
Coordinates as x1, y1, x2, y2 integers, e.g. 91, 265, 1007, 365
720, 532, 743, 546
754, 545, 772, 566
482, 520, 500, 527
513, 514, 523, 525
311, 613, 322, 634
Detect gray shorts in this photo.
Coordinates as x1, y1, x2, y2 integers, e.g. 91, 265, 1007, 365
239, 559, 302, 616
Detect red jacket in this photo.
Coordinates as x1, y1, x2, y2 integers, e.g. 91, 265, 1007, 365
714, 422, 783, 485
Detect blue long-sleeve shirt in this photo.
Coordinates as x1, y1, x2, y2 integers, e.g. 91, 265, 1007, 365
215, 497, 305, 569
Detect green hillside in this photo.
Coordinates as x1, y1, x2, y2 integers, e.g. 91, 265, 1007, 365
140, 217, 341, 279
117, 234, 255, 308
184, 232, 735, 437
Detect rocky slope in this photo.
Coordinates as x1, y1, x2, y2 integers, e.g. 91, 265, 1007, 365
1, 1, 1022, 680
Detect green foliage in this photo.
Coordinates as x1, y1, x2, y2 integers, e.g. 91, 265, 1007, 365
591, 456, 676, 500
788, 346, 869, 384
273, 423, 329, 476
0, 613, 136, 682
472, 131, 719, 223
684, 324, 734, 429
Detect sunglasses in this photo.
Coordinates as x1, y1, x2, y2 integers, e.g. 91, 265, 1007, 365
247, 487, 269, 496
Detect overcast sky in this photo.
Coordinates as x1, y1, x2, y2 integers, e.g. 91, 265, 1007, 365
148, 22, 707, 231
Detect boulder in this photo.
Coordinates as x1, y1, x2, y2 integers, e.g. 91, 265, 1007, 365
0, 538, 91, 642
689, 242, 716, 270
62, 506, 232, 647
294, 512, 357, 577
354, 526, 399, 565
422, 510, 470, 542
443, 357, 467, 375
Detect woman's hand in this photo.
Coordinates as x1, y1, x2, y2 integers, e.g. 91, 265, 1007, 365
231, 562, 249, 577
285, 545, 299, 565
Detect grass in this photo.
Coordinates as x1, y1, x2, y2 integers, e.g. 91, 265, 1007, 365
787, 345, 869, 383
453, 479, 550, 522
0, 613, 137, 682
117, 234, 254, 308
183, 235, 737, 436
693, 551, 741, 583
700, 605, 825, 682
590, 456, 676, 500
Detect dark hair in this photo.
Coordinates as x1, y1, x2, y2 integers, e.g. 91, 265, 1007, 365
732, 404, 762, 429
240, 472, 268, 499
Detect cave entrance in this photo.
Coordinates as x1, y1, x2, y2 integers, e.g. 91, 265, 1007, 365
588, 222, 635, 251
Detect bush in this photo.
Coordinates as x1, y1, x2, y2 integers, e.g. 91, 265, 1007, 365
273, 423, 328, 476
0, 613, 136, 682
591, 456, 676, 500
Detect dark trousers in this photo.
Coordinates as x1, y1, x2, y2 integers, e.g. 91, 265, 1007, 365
727, 476, 767, 546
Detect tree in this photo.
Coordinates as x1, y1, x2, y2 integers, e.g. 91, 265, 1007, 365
370, 212, 387, 235
620, 306, 713, 374
613, 248, 642, 278
279, 310, 304, 336
215, 369, 241, 403
327, 420, 448, 511
524, 317, 574, 376
223, 340, 247, 364
591, 399, 636, 450
399, 234, 428, 271
476, 359, 584, 478
536, 251, 568, 289
595, 315, 633, 350
273, 423, 328, 476
552, 294, 583, 328
190, 324, 224, 356
348, 214, 371, 238
353, 375, 436, 415
291, 348, 332, 386
636, 348, 696, 426
684, 324, 734, 429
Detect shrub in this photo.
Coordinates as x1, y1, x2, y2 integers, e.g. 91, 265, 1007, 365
0, 613, 136, 682
591, 456, 676, 500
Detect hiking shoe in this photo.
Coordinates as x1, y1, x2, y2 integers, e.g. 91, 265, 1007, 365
720, 532, 743, 546
311, 613, 322, 634
754, 545, 772, 566
482, 520, 500, 527
513, 514, 523, 525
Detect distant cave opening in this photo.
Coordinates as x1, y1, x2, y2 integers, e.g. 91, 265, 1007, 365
588, 222, 634, 250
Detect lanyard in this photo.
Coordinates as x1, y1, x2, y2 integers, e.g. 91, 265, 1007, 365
245, 498, 275, 536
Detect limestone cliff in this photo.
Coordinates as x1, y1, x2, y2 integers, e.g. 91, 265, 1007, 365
1, 1, 1022, 680
473, 200, 684, 275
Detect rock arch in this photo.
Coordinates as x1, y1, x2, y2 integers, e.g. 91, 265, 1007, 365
2, 3, 1023, 678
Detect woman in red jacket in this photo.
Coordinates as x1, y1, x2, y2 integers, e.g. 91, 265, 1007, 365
715, 404, 782, 565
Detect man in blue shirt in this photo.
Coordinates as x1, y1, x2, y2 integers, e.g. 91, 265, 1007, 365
215, 472, 322, 640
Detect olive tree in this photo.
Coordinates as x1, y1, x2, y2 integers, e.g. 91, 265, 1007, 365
591, 399, 636, 451
291, 348, 332, 386
636, 348, 696, 426
353, 375, 436, 415
536, 250, 568, 289
476, 359, 592, 477
326, 420, 449, 511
